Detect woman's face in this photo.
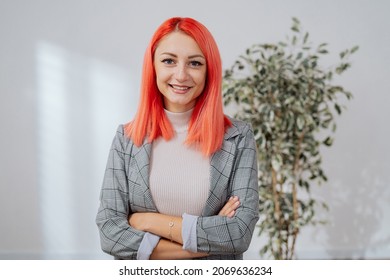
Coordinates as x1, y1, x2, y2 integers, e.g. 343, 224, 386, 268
154, 32, 207, 112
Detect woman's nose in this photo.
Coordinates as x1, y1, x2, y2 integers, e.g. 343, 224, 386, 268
174, 64, 189, 81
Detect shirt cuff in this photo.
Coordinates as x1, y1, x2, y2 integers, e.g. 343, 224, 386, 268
136, 232, 160, 260
182, 213, 198, 252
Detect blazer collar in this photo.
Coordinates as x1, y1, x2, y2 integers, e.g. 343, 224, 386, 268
224, 121, 241, 140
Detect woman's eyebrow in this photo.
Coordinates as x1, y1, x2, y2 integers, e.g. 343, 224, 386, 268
160, 52, 177, 57
188, 54, 205, 60
160, 52, 205, 60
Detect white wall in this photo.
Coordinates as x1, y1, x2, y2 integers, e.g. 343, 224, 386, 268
0, 0, 389, 259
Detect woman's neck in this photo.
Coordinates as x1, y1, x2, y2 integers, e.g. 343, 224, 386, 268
164, 108, 193, 133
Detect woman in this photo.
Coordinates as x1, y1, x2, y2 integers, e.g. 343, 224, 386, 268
96, 17, 259, 260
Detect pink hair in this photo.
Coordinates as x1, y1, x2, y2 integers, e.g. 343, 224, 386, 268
125, 17, 231, 156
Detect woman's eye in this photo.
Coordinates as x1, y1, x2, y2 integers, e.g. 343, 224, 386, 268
162, 58, 175, 65
190, 61, 203, 67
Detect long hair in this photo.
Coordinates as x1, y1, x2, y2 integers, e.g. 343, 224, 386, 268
125, 17, 231, 156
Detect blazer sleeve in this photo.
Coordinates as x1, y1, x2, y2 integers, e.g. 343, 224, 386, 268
196, 122, 259, 255
95, 125, 145, 259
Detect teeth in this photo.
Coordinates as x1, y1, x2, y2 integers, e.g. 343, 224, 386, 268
172, 85, 189, 90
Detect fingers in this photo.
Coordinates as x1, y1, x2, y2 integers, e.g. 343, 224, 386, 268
218, 196, 240, 218
225, 196, 240, 218
128, 213, 135, 226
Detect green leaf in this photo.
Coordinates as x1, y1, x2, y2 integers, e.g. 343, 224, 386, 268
292, 17, 300, 24
351, 45, 359, 53
303, 32, 309, 44
336, 63, 351, 74
291, 26, 300, 33
271, 155, 283, 171
334, 103, 342, 114
318, 43, 328, 48
323, 137, 333, 146
297, 115, 305, 130
292, 35, 297, 45
279, 41, 288, 47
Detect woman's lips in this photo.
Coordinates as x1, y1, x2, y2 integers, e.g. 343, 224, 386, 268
170, 84, 192, 94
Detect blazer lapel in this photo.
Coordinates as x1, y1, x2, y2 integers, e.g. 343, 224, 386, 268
202, 123, 240, 216
129, 140, 157, 212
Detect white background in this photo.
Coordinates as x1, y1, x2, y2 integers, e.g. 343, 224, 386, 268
0, 0, 389, 259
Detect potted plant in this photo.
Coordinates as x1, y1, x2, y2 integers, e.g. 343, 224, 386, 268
223, 18, 358, 259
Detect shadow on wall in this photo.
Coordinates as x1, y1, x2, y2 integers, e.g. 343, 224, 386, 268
36, 42, 136, 258
313, 159, 390, 259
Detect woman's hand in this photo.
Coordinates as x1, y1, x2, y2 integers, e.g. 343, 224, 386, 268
149, 238, 209, 260
128, 212, 151, 231
218, 196, 240, 218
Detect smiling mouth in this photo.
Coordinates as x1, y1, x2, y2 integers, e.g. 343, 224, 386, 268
169, 84, 192, 90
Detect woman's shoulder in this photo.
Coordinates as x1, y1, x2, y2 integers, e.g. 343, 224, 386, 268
114, 123, 127, 140
224, 116, 254, 139
112, 123, 135, 149
113, 123, 151, 154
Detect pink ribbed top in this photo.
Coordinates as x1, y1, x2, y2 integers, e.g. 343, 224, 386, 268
149, 109, 210, 216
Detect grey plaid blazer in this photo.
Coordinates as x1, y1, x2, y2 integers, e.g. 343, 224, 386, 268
96, 118, 259, 260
